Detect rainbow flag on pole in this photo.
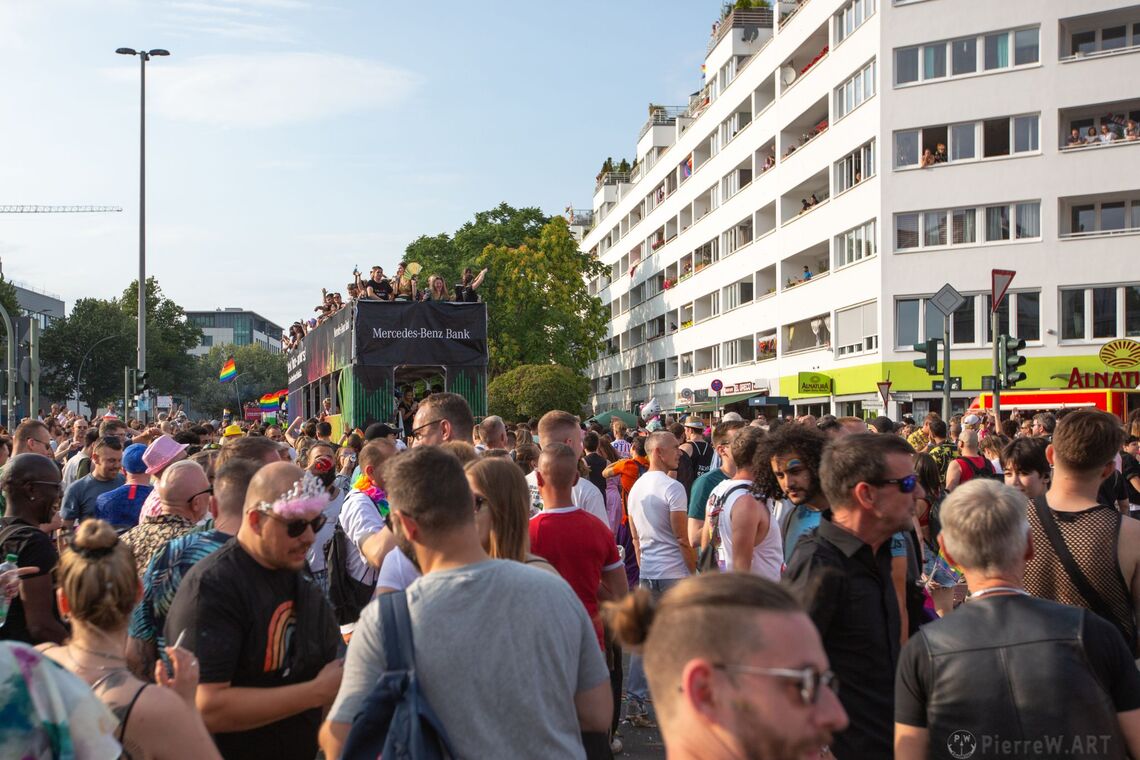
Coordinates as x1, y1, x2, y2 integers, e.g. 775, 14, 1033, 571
218, 357, 237, 383
258, 389, 288, 411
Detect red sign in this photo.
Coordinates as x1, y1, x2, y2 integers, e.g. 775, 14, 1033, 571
243, 407, 263, 422
991, 269, 1016, 311
1066, 368, 1140, 389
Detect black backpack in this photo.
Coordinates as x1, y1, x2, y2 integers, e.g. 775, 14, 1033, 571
960, 456, 1002, 483
341, 591, 455, 760
324, 522, 377, 626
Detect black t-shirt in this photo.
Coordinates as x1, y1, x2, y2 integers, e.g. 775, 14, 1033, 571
1123, 453, 1140, 505
0, 517, 62, 644
585, 452, 607, 497
366, 278, 392, 300
396, 400, 416, 432
1099, 470, 1127, 507
165, 540, 339, 760
454, 284, 479, 302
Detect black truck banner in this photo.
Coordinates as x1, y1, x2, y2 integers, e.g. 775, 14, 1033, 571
355, 301, 487, 367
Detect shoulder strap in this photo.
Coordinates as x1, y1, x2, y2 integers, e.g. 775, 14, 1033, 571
1033, 495, 1120, 625
0, 520, 39, 549
118, 683, 149, 741
380, 591, 415, 673
706, 483, 753, 545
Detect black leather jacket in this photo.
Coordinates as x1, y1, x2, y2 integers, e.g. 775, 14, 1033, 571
897, 594, 1130, 760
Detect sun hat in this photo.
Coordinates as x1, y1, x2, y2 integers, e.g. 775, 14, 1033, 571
142, 434, 189, 475
682, 416, 705, 430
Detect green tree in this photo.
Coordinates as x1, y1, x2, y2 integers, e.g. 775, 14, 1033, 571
403, 233, 463, 292
119, 278, 202, 397
0, 275, 18, 342
477, 216, 607, 376
39, 298, 136, 412
187, 344, 287, 419
487, 364, 589, 422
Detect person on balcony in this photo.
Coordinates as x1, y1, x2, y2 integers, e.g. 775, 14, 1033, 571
1067, 128, 1083, 148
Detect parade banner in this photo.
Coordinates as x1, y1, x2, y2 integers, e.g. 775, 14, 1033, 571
355, 301, 487, 368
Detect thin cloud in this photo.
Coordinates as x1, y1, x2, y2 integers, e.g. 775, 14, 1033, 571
106, 53, 420, 128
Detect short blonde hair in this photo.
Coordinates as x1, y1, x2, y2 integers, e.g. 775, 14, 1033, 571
939, 479, 1028, 576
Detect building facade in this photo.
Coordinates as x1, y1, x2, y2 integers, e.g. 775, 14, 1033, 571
582, 0, 1139, 422
185, 308, 283, 355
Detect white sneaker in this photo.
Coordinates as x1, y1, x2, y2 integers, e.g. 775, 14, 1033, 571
610, 736, 623, 754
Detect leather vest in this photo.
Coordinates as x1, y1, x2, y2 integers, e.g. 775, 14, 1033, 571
915, 595, 1125, 759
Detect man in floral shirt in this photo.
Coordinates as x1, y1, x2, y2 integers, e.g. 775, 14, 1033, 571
121, 460, 211, 576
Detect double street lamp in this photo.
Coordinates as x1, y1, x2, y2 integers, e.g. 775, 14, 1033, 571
115, 47, 169, 421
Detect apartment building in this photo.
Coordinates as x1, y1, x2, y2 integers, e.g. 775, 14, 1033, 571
185, 308, 283, 356
581, 0, 1140, 422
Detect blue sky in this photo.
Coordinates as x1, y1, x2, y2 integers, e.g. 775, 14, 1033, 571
0, 0, 714, 330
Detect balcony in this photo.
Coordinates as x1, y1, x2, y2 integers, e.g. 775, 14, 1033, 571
778, 0, 811, 29
595, 170, 631, 194
756, 330, 777, 362
708, 6, 775, 54
722, 275, 756, 312
779, 20, 829, 92
721, 156, 754, 201
639, 105, 687, 141
755, 265, 778, 300
1059, 98, 1140, 151
1059, 192, 1140, 240
756, 201, 777, 239
1059, 9, 1140, 63
784, 313, 832, 355
753, 72, 776, 117
781, 240, 830, 291
721, 215, 754, 257
780, 167, 830, 225
780, 95, 829, 160
722, 335, 756, 367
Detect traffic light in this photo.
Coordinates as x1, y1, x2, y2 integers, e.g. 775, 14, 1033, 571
998, 335, 1027, 388
912, 339, 941, 376
133, 369, 151, 394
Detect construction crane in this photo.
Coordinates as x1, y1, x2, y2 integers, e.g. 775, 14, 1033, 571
0, 205, 122, 213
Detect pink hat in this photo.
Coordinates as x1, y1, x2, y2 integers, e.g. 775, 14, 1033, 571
143, 434, 189, 475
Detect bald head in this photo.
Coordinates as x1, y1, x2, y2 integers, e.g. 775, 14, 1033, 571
1, 453, 61, 519
159, 460, 210, 508
2, 452, 59, 487
243, 461, 307, 514
478, 416, 507, 450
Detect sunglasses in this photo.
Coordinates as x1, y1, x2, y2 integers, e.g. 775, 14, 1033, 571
873, 474, 919, 493
187, 487, 213, 503
408, 418, 444, 440
258, 509, 327, 538
712, 664, 839, 707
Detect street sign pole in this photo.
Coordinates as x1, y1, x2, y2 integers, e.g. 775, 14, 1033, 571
992, 309, 1001, 422
991, 269, 1016, 423
943, 316, 951, 418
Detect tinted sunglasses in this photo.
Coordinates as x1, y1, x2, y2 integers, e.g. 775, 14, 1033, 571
259, 509, 327, 538
873, 474, 919, 493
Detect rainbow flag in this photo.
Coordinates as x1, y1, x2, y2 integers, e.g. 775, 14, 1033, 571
219, 357, 236, 383
259, 392, 279, 411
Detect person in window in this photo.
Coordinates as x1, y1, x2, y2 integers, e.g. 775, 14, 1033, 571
1067, 128, 1084, 148
1085, 126, 1099, 145
1100, 123, 1118, 143
1126, 120, 1139, 141
802, 265, 813, 281
933, 143, 947, 163
919, 148, 937, 167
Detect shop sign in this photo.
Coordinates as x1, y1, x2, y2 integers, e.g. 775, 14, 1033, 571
1065, 339, 1140, 389
797, 372, 831, 395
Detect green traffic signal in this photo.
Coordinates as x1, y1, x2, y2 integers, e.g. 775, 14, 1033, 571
998, 335, 1027, 388
912, 339, 940, 376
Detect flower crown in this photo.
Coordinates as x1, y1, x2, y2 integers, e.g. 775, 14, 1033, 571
256, 470, 328, 518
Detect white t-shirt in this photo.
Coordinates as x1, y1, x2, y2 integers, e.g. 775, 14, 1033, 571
627, 470, 691, 580
525, 471, 611, 532
338, 489, 385, 584
709, 479, 783, 580
376, 548, 421, 591
306, 487, 346, 574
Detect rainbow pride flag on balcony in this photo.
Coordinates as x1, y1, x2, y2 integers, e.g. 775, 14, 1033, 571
218, 357, 236, 383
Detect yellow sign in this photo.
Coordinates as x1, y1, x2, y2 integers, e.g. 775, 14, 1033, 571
797, 372, 832, 395
1099, 339, 1140, 369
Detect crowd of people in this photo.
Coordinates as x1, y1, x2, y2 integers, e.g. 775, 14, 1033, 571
2, 395, 1140, 759
1065, 120, 1140, 148
281, 263, 489, 351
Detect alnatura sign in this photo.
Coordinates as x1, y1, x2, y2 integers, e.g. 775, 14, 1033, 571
797, 372, 832, 395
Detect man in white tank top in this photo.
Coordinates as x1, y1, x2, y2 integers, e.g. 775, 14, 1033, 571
704, 427, 783, 580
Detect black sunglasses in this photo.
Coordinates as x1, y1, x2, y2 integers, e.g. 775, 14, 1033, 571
259, 509, 327, 538
872, 474, 919, 493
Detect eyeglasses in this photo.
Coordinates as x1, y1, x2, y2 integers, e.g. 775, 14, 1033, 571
872, 474, 919, 493
258, 509, 327, 538
713, 664, 839, 707
29, 480, 62, 491
187, 487, 213, 503
408, 418, 444, 440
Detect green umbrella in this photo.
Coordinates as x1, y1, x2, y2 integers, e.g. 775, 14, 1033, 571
587, 409, 639, 428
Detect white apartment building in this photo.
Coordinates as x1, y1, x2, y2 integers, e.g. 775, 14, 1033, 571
580, 0, 1140, 422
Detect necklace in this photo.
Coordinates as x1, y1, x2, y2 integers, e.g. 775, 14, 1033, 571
69, 639, 127, 662
968, 586, 1029, 601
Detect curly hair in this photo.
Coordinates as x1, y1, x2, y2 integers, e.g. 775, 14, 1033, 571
752, 424, 828, 499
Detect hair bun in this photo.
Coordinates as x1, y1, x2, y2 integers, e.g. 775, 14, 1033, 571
72, 519, 119, 554
603, 588, 656, 649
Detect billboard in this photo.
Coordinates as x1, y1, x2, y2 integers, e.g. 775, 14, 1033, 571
355, 301, 487, 367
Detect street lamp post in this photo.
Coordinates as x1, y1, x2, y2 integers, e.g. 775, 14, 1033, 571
116, 46, 169, 421
75, 335, 119, 415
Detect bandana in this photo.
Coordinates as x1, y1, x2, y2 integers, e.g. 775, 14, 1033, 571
255, 470, 328, 518
352, 473, 390, 518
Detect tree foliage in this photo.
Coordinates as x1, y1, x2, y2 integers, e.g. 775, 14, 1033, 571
488, 364, 589, 422
119, 278, 202, 397
0, 275, 18, 342
186, 344, 286, 419
39, 299, 136, 411
476, 216, 607, 376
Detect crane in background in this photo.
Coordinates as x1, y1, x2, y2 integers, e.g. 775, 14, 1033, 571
0, 204, 122, 426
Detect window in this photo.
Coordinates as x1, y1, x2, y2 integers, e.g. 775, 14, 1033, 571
923, 209, 947, 246
923, 44, 946, 79
835, 140, 875, 193
835, 0, 875, 45
896, 213, 919, 249
894, 130, 919, 167
835, 219, 877, 268
1064, 199, 1140, 236
1016, 291, 1040, 341
896, 299, 920, 346
1015, 202, 1040, 238
836, 60, 876, 119
1071, 30, 1096, 56
984, 118, 1010, 157
895, 47, 919, 84
950, 123, 976, 161
986, 205, 1010, 241
1102, 202, 1126, 231
201, 335, 214, 347
898, 114, 1037, 168
952, 208, 976, 244
1072, 204, 1096, 234
985, 32, 1009, 69
1014, 28, 1039, 64
952, 37, 977, 74
1061, 284, 1140, 340
952, 297, 975, 345
836, 301, 879, 357
1103, 25, 1127, 51
1013, 115, 1038, 152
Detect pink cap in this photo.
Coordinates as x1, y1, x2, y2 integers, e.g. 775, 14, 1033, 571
142, 434, 189, 475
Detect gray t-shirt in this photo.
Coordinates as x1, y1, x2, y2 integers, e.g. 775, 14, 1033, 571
60, 473, 126, 523
330, 559, 608, 759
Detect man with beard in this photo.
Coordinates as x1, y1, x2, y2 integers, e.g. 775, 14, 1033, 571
604, 572, 847, 760
783, 434, 922, 759
755, 425, 830, 563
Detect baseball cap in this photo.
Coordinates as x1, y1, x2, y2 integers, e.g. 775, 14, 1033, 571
365, 423, 398, 440
962, 414, 982, 425
122, 443, 148, 475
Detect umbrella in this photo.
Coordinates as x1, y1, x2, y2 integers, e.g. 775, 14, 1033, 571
587, 410, 638, 428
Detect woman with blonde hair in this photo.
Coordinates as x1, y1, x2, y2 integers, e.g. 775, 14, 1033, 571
41, 519, 220, 760
426, 274, 450, 302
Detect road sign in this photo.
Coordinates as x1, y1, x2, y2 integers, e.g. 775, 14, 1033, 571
991, 269, 1016, 311
680, 387, 693, 400
932, 377, 962, 392
892, 392, 913, 402
930, 283, 967, 318
876, 380, 892, 408
710, 379, 723, 393
981, 375, 997, 390
862, 398, 884, 410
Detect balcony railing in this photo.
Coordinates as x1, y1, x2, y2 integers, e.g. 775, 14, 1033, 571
778, 0, 810, 29
709, 7, 775, 53
595, 171, 632, 192
638, 106, 687, 141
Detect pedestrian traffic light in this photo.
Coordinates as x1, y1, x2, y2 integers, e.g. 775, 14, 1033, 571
135, 369, 151, 394
912, 339, 940, 376
998, 335, 1026, 388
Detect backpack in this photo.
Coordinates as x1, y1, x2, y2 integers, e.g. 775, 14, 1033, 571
341, 591, 455, 760
960, 456, 1002, 483
324, 522, 377, 626
675, 450, 696, 498
696, 483, 751, 573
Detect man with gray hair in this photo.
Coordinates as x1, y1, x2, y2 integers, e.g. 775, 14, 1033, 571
475, 415, 507, 453
895, 479, 1140, 760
